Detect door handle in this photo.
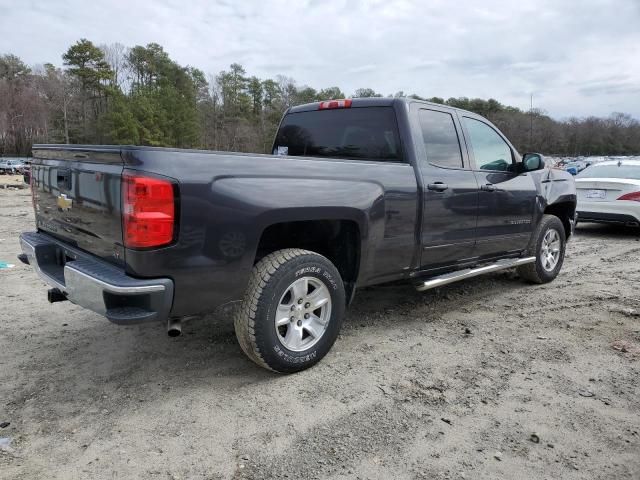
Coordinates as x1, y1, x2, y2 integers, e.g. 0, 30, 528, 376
481, 184, 496, 192
427, 182, 449, 192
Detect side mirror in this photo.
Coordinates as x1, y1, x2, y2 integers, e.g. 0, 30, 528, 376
522, 152, 545, 172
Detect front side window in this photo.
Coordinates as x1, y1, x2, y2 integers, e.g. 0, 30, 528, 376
274, 107, 402, 162
418, 109, 464, 169
463, 117, 513, 171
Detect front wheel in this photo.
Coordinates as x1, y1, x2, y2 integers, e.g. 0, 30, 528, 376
234, 248, 345, 373
517, 214, 566, 284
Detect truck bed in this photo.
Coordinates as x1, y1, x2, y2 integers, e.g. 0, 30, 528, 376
30, 145, 419, 317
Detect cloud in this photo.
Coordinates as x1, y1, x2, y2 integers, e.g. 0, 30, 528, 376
578, 80, 640, 97
1, 0, 639, 118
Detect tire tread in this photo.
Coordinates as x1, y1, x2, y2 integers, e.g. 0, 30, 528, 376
517, 214, 565, 284
233, 248, 318, 372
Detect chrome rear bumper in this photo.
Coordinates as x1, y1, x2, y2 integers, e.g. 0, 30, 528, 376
19, 231, 174, 324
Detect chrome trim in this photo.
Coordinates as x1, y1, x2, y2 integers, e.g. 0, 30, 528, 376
63, 266, 167, 316
19, 232, 173, 322
20, 236, 65, 291
415, 257, 536, 292
64, 265, 166, 294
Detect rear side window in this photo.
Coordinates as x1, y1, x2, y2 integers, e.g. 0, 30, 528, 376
463, 117, 514, 171
274, 107, 403, 162
418, 109, 464, 169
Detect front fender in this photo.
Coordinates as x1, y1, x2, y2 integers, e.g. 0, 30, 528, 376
529, 168, 577, 237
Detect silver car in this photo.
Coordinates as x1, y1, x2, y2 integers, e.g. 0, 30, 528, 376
0, 158, 27, 174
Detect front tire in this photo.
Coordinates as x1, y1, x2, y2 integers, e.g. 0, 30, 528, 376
234, 248, 345, 373
517, 214, 566, 284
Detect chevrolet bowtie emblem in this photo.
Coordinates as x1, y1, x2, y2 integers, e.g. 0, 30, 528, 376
57, 193, 73, 211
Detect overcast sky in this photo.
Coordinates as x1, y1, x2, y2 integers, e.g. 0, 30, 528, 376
1, 0, 639, 119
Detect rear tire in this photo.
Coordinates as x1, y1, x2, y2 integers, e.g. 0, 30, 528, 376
234, 248, 345, 373
517, 214, 566, 284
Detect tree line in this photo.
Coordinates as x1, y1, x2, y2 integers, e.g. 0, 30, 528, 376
1, 39, 639, 157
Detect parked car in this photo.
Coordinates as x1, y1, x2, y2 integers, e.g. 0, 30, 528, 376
18, 98, 577, 373
0, 158, 26, 174
564, 161, 587, 176
575, 159, 640, 227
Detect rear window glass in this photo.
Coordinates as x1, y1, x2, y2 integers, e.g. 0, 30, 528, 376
577, 163, 640, 180
418, 109, 463, 169
274, 107, 403, 162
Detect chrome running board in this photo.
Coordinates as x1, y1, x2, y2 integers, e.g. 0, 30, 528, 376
415, 257, 536, 292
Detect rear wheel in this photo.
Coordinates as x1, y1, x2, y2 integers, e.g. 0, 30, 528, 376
234, 248, 345, 373
517, 214, 566, 284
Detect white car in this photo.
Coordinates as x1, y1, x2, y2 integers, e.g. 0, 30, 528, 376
575, 160, 640, 227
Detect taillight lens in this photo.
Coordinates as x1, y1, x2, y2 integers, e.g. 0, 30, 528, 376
617, 191, 640, 202
318, 99, 352, 110
122, 173, 176, 248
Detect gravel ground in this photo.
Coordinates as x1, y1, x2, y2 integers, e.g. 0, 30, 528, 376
1, 186, 639, 480
0, 174, 27, 189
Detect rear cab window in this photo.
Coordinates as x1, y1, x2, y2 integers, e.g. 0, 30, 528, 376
418, 109, 464, 169
274, 107, 403, 162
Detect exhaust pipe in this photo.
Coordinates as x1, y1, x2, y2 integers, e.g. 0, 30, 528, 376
167, 318, 182, 337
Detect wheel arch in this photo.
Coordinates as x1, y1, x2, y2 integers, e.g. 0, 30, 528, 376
254, 216, 363, 303
543, 200, 577, 239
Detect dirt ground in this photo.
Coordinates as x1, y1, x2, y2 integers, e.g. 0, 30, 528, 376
0, 174, 27, 189
1, 185, 639, 480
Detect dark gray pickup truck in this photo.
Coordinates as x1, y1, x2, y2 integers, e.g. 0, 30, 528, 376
19, 98, 576, 372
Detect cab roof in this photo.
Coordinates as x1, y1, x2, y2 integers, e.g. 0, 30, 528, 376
288, 97, 473, 116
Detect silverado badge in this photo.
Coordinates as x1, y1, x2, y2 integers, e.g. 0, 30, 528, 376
56, 193, 73, 211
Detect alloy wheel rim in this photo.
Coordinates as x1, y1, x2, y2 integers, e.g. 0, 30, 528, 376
541, 228, 561, 272
275, 276, 332, 352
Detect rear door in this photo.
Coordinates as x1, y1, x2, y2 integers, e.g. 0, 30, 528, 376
30, 146, 125, 266
460, 116, 536, 258
414, 105, 479, 269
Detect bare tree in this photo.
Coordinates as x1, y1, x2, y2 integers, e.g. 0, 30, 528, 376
100, 42, 130, 90
36, 64, 77, 144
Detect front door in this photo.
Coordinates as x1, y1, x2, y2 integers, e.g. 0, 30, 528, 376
416, 107, 479, 269
460, 116, 537, 258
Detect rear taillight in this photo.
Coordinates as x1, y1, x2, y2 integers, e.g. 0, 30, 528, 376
617, 191, 640, 202
122, 173, 176, 249
318, 99, 352, 110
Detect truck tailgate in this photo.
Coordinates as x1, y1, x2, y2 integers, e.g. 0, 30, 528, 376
30, 146, 125, 266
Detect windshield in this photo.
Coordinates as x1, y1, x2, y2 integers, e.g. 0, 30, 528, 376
577, 163, 640, 180
274, 107, 402, 162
